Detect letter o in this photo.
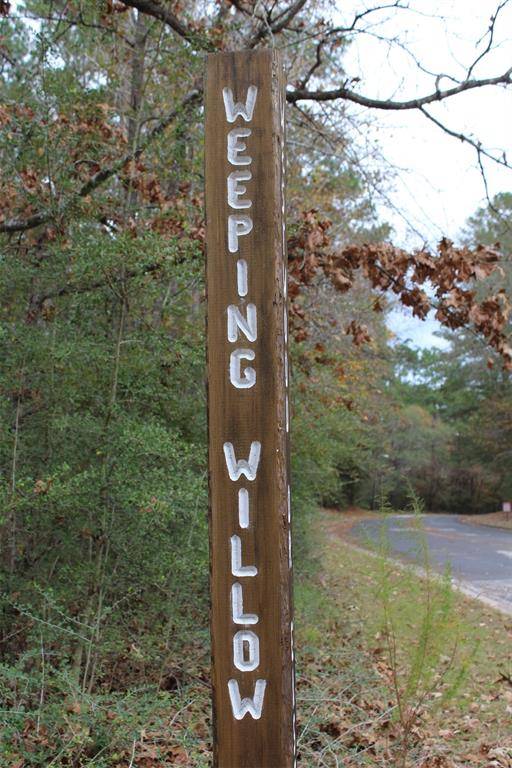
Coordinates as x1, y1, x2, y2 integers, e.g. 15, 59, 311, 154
233, 630, 260, 672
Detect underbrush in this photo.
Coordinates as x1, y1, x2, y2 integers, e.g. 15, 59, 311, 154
2, 510, 511, 767
0, 629, 211, 767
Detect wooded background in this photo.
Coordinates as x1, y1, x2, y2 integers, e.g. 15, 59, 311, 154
0, 2, 511, 766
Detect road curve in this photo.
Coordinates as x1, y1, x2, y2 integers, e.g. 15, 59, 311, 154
349, 514, 512, 615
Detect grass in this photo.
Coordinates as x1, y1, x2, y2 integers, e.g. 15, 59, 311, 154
303, 509, 512, 766
3, 509, 511, 766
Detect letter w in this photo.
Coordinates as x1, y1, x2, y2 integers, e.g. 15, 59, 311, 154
228, 679, 267, 720
223, 86, 258, 123
223, 441, 261, 481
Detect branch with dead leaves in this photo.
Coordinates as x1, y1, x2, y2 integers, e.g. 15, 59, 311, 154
288, 210, 512, 369
0, 88, 202, 234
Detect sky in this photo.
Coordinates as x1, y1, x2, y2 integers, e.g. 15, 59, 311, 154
333, 0, 512, 348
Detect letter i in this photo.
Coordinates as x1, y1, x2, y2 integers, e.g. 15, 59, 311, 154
238, 488, 249, 529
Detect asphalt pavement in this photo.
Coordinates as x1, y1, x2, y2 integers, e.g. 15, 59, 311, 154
350, 514, 512, 615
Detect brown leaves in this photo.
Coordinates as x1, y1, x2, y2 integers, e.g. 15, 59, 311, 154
287, 209, 511, 368
0, 103, 128, 232
346, 320, 371, 347
20, 168, 41, 193
122, 736, 189, 767
329, 268, 352, 292
400, 287, 431, 320
33, 478, 52, 495
103, 0, 129, 15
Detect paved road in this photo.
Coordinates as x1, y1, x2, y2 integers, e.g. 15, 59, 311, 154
350, 514, 512, 615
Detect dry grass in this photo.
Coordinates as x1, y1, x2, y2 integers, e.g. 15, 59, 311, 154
293, 509, 512, 767
459, 511, 512, 531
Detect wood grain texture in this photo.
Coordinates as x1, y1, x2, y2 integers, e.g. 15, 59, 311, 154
205, 49, 295, 768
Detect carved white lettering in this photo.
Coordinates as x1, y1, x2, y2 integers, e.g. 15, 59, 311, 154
228, 678, 267, 720
217, 78, 282, 728
227, 303, 257, 343
238, 487, 249, 528
231, 535, 257, 577
231, 582, 258, 625
222, 85, 258, 123
227, 171, 252, 209
223, 441, 261, 481
227, 128, 252, 166
237, 259, 248, 297
233, 630, 260, 672
229, 348, 256, 389
228, 214, 253, 253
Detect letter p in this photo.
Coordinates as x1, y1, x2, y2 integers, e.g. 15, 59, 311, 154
228, 214, 253, 253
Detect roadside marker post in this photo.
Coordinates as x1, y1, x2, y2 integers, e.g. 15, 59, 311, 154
205, 50, 296, 768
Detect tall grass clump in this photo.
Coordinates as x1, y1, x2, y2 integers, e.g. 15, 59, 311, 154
373, 493, 478, 767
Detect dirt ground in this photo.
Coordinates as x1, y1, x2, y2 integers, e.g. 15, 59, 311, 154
459, 511, 512, 531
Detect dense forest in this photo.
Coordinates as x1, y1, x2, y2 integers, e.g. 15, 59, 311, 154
0, 2, 511, 766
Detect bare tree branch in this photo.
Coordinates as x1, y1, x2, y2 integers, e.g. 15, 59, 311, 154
125, 0, 311, 48
279, 1, 436, 52
265, 0, 309, 35
467, 0, 512, 79
222, 0, 311, 45
418, 105, 510, 171
286, 68, 512, 108
120, 0, 216, 50
418, 106, 508, 215
326, 1, 413, 36
297, 37, 326, 89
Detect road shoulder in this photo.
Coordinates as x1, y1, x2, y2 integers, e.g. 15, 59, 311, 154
301, 510, 512, 766
458, 511, 512, 532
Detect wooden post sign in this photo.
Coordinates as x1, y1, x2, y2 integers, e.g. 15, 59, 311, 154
205, 50, 295, 767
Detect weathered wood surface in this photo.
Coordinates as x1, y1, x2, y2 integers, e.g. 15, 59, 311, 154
205, 49, 295, 768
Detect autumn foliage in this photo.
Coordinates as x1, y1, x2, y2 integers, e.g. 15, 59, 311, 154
287, 210, 511, 368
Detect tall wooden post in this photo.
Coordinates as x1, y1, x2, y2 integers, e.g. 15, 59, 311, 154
205, 50, 295, 768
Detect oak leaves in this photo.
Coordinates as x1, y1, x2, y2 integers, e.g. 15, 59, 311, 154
287, 210, 511, 368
